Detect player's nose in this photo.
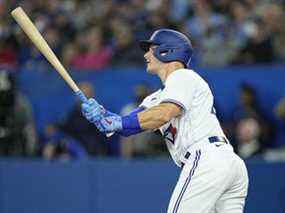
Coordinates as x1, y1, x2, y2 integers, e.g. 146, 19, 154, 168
144, 51, 150, 60
144, 52, 147, 59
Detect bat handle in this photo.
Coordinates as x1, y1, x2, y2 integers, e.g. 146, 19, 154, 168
75, 90, 88, 103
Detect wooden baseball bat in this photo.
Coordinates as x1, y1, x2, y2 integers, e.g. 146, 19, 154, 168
11, 7, 80, 93
11, 7, 114, 137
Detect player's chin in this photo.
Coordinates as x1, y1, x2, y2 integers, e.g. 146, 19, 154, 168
146, 64, 155, 74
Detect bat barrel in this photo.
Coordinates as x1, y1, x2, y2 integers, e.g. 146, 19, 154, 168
11, 7, 80, 93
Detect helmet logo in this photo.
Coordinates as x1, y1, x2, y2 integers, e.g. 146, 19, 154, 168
160, 50, 168, 56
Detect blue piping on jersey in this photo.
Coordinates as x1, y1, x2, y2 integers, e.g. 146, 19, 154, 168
161, 99, 186, 111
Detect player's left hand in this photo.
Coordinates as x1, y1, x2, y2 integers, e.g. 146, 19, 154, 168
81, 98, 102, 123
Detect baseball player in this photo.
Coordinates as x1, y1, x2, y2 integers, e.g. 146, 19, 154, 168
77, 29, 249, 213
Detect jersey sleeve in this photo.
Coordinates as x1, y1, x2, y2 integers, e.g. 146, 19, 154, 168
139, 90, 161, 109
160, 70, 197, 111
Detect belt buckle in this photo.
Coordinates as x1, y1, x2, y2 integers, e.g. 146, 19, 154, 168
209, 136, 228, 144
209, 136, 228, 147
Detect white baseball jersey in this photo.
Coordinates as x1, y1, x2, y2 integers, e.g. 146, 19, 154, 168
140, 68, 227, 166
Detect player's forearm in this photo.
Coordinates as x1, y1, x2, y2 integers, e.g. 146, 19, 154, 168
138, 104, 179, 129
138, 107, 169, 129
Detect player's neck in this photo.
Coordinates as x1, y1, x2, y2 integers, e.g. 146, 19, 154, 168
158, 62, 185, 84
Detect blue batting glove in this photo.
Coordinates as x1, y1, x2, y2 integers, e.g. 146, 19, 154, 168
75, 90, 88, 103
98, 112, 123, 133
80, 98, 122, 133
81, 98, 107, 131
81, 98, 103, 123
76, 90, 104, 128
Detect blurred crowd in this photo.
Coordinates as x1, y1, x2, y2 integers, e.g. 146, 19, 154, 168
0, 0, 284, 70
1, 0, 285, 161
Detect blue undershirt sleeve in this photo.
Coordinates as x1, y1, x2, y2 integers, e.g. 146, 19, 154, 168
118, 107, 145, 137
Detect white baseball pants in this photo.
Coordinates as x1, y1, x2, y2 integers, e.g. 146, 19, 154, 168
167, 141, 248, 213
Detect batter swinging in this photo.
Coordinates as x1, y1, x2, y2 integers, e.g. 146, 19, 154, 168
78, 29, 249, 213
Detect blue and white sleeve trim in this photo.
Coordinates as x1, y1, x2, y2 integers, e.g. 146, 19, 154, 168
161, 99, 187, 111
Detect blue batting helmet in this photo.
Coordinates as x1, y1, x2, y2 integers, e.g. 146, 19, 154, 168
139, 29, 193, 67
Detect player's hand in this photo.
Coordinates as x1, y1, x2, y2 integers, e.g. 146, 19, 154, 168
81, 98, 103, 123
77, 91, 107, 133
81, 98, 122, 133
99, 111, 123, 133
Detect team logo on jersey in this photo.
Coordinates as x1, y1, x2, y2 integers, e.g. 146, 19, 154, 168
105, 118, 112, 125
163, 124, 177, 144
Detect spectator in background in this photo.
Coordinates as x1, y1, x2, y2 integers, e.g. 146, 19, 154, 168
61, 42, 77, 69
145, 1, 173, 31
42, 124, 88, 161
0, 35, 18, 69
235, 117, 262, 159
169, 0, 190, 23
232, 83, 274, 158
120, 84, 166, 158
110, 19, 144, 67
260, 3, 285, 62
228, 0, 252, 48
273, 97, 285, 148
275, 97, 285, 120
70, 26, 112, 70
0, 70, 37, 156
127, 0, 149, 39
43, 81, 109, 156
212, 0, 232, 16
232, 17, 275, 64
43, 25, 62, 55
54, 13, 76, 43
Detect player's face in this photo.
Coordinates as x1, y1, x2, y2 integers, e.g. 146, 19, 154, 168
144, 45, 164, 74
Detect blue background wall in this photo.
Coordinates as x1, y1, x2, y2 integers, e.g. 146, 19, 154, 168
0, 159, 284, 213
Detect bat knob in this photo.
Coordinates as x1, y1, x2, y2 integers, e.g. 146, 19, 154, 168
75, 90, 88, 103
106, 132, 114, 137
